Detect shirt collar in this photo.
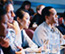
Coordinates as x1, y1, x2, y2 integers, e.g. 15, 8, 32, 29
43, 22, 55, 32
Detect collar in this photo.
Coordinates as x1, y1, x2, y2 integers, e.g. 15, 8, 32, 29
43, 22, 55, 32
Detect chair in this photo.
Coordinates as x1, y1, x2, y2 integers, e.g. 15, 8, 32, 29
29, 27, 37, 31
24, 29, 34, 39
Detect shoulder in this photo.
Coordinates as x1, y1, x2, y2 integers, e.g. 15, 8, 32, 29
34, 22, 46, 34
34, 14, 40, 18
22, 29, 27, 36
54, 26, 62, 34
13, 20, 18, 25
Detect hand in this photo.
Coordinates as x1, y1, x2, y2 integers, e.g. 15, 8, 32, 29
0, 23, 7, 37
63, 35, 65, 39
15, 46, 25, 54
7, 22, 14, 28
0, 37, 9, 48
38, 45, 46, 53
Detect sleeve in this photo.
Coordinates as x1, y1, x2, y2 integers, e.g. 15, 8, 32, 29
1, 46, 15, 54
13, 21, 22, 47
7, 29, 21, 51
23, 30, 39, 52
13, 21, 19, 35
55, 27, 64, 45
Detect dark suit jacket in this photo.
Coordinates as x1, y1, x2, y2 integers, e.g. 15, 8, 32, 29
1, 46, 15, 54
29, 13, 43, 27
57, 24, 65, 35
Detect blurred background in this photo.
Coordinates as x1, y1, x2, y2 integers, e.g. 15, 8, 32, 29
13, 0, 65, 13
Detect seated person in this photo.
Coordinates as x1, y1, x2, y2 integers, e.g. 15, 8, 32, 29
0, 6, 23, 54
57, 12, 65, 35
5, 2, 22, 48
33, 6, 65, 54
19, 1, 34, 16
16, 9, 39, 52
29, 5, 45, 27
0, 1, 22, 52
0, 0, 7, 6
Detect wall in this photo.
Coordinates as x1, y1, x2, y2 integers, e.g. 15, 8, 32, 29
13, 0, 65, 13
28, 0, 65, 5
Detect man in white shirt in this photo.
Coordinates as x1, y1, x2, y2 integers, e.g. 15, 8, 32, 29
33, 6, 65, 54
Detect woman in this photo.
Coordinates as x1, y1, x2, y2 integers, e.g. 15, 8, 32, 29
20, 1, 34, 16
16, 10, 40, 52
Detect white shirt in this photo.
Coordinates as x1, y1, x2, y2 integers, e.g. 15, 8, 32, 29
13, 21, 22, 47
21, 29, 39, 52
33, 22, 64, 53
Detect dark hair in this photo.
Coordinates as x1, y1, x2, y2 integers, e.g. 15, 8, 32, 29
0, 6, 7, 20
0, 0, 12, 5
62, 12, 65, 18
4, 1, 12, 9
36, 5, 44, 12
20, 1, 31, 10
0, 0, 7, 5
16, 9, 25, 20
42, 6, 53, 21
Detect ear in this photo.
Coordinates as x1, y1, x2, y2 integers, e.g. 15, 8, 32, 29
17, 17, 21, 23
45, 16, 49, 20
37, 10, 40, 13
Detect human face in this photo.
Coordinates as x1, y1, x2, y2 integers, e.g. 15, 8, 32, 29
20, 12, 30, 29
0, 14, 8, 37
25, 5, 30, 10
7, 4, 15, 23
47, 8, 58, 24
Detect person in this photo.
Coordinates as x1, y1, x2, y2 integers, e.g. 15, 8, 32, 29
19, 1, 34, 16
57, 12, 65, 35
16, 9, 40, 52
0, 6, 22, 54
0, 1, 22, 53
33, 6, 65, 54
29, 5, 45, 27
5, 1, 38, 53
5, 2, 22, 49
0, 0, 7, 5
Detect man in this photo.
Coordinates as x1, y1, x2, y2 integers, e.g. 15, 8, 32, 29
5, 2, 22, 50
33, 6, 64, 54
0, 6, 15, 54
0, 6, 24, 54
29, 5, 45, 27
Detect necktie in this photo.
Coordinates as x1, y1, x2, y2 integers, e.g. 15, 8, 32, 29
21, 30, 24, 47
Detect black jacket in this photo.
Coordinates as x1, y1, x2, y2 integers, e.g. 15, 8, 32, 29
1, 46, 15, 54
57, 24, 65, 35
29, 13, 43, 27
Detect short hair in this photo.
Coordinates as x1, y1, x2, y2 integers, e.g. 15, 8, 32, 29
62, 12, 65, 18
0, 0, 7, 5
4, 1, 12, 9
20, 1, 31, 10
42, 6, 53, 21
36, 5, 44, 12
0, 6, 7, 20
16, 9, 25, 20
